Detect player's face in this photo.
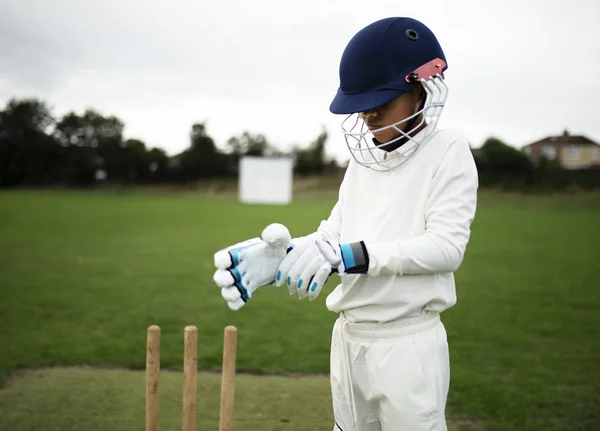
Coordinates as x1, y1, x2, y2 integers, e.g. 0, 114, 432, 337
360, 90, 424, 144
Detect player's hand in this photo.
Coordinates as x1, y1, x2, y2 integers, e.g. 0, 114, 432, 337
276, 234, 371, 301
275, 232, 335, 301
213, 223, 292, 310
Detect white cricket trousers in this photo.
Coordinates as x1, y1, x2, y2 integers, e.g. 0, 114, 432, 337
330, 312, 450, 431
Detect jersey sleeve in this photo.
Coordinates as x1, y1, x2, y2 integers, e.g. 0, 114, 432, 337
365, 136, 478, 276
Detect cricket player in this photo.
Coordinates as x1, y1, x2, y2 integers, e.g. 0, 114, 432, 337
213, 16, 478, 431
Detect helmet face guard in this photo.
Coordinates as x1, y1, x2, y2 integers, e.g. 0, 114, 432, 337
341, 64, 448, 172
330, 18, 449, 171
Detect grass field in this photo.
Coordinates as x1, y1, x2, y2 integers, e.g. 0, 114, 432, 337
0, 187, 599, 430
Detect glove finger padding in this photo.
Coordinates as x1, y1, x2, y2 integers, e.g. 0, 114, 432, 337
213, 269, 235, 287
275, 236, 310, 288
315, 237, 345, 273
286, 246, 319, 294
307, 264, 332, 301
215, 267, 250, 304
224, 294, 246, 311
221, 285, 242, 302
219, 285, 246, 311
296, 255, 331, 300
227, 299, 246, 311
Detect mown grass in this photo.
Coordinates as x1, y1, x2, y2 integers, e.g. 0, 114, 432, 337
0, 188, 599, 430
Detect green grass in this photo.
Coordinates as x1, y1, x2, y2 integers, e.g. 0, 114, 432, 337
0, 368, 335, 431
0, 188, 599, 430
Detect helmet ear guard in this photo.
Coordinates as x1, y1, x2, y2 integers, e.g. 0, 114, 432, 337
406, 58, 447, 83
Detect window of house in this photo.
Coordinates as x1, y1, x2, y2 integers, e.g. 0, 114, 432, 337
568, 147, 580, 159
542, 145, 556, 159
593, 147, 599, 159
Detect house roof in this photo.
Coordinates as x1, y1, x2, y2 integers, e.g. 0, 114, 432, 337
523, 129, 600, 148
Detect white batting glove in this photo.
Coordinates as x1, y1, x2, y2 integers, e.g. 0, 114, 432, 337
275, 232, 336, 301
315, 237, 346, 274
275, 234, 372, 301
213, 223, 292, 311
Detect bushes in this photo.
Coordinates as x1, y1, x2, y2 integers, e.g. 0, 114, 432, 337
474, 138, 600, 192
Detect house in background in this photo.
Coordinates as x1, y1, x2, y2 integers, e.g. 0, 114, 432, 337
521, 130, 600, 169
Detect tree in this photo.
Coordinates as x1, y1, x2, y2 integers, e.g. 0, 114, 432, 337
84, 110, 126, 183
476, 137, 536, 188
224, 131, 274, 175
534, 154, 569, 191
176, 123, 230, 181
227, 131, 269, 159
54, 111, 101, 185
123, 139, 148, 184
294, 128, 328, 176
146, 147, 170, 183
0, 98, 58, 186
226, 131, 271, 158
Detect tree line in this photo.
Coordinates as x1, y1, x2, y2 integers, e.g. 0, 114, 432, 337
0, 98, 339, 187
1, 97, 598, 191
473, 137, 599, 192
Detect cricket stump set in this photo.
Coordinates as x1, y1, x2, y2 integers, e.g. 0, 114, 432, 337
146, 324, 238, 431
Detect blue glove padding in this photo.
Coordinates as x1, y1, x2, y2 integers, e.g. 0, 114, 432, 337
213, 223, 292, 310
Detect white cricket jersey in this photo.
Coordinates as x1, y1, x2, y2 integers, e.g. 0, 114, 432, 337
318, 128, 478, 323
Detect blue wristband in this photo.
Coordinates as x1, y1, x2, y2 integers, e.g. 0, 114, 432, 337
339, 241, 370, 274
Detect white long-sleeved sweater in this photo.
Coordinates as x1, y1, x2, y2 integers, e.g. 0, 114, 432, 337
318, 128, 479, 323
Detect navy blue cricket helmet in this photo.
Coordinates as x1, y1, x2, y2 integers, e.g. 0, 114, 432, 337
330, 17, 448, 115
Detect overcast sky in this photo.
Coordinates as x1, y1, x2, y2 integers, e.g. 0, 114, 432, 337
1, 0, 598, 162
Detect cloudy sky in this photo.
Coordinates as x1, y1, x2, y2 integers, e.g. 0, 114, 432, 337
1, 0, 598, 162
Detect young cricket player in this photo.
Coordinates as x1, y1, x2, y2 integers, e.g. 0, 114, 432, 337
213, 16, 478, 431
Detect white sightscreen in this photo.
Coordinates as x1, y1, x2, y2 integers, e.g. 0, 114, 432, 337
239, 156, 293, 204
